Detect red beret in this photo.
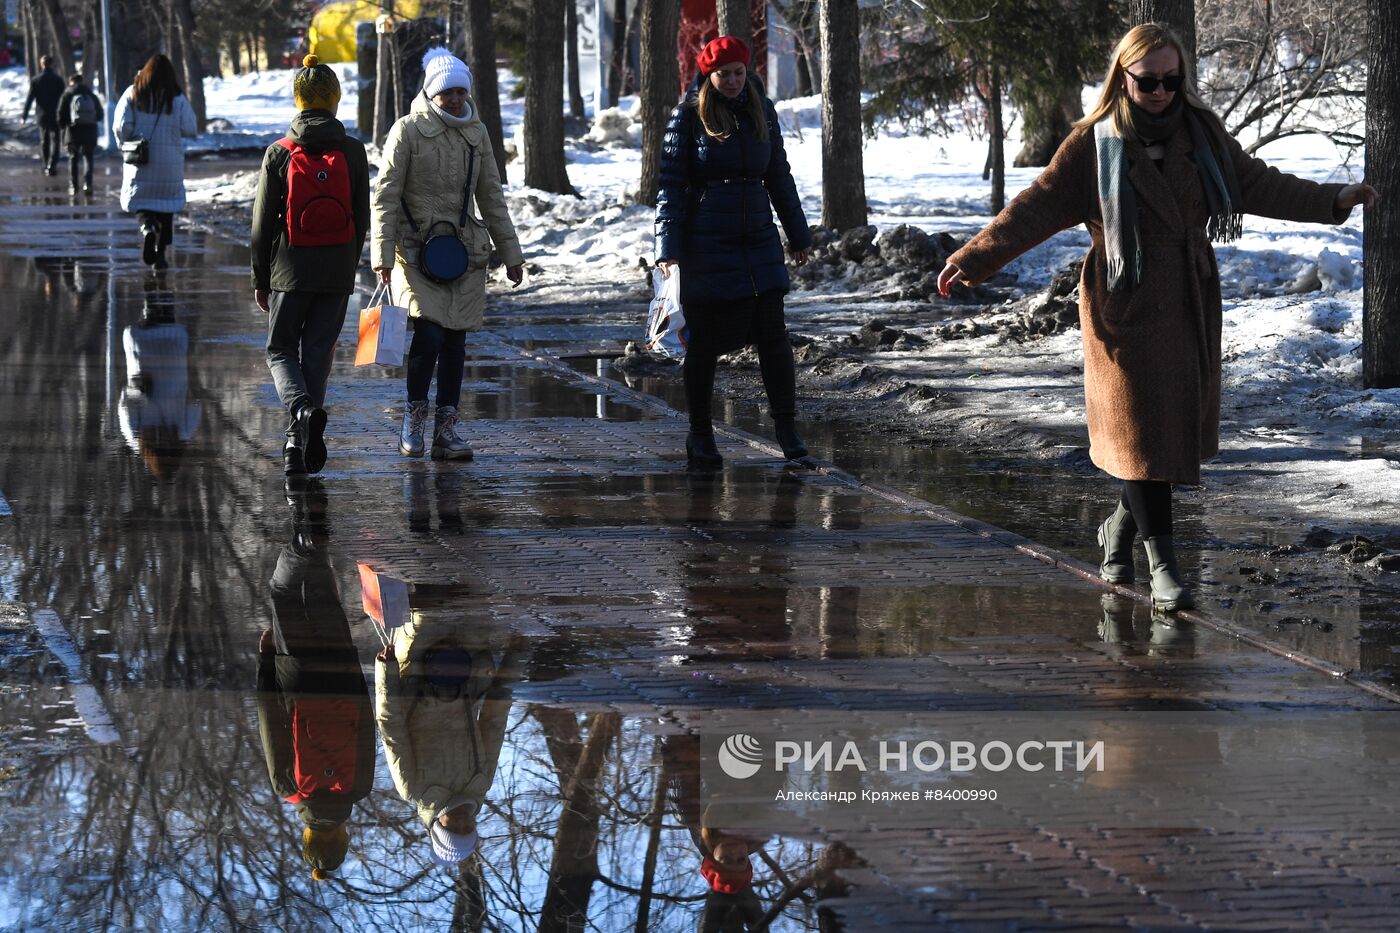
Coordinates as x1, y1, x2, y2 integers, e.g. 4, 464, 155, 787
701, 855, 754, 894
697, 36, 751, 76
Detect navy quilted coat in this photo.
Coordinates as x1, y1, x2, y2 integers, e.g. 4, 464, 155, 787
655, 82, 812, 306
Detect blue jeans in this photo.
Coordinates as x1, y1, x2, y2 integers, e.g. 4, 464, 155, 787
406, 318, 466, 408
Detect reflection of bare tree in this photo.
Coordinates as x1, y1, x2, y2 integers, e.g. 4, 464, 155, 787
535, 708, 622, 933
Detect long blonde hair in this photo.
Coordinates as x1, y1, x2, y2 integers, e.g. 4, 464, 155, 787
694, 76, 770, 144
1076, 23, 1213, 135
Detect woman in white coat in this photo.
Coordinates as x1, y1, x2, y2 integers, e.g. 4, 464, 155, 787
112, 55, 197, 270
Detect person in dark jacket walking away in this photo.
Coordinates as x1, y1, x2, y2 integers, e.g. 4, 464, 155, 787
252, 56, 371, 476
57, 73, 103, 196
257, 481, 376, 882
655, 36, 814, 468
22, 55, 65, 176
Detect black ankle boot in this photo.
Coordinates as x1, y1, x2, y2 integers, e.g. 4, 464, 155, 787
686, 431, 722, 467
773, 419, 808, 460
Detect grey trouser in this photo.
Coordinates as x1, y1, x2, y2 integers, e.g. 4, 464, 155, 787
266, 290, 350, 436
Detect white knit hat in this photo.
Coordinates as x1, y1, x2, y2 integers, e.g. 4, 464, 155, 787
422, 47, 472, 97
429, 822, 479, 865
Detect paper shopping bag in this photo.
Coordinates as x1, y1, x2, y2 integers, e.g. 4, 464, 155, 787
644, 267, 688, 360
358, 563, 410, 631
354, 282, 409, 366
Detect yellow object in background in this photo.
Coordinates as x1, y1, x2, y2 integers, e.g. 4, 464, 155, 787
307, 0, 423, 62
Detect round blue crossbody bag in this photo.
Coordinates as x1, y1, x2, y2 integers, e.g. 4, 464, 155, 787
402, 147, 477, 285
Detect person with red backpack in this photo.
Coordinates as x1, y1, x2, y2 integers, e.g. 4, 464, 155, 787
252, 55, 371, 476
257, 481, 375, 882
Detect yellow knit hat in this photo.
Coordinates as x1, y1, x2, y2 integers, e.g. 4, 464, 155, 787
302, 825, 350, 879
293, 55, 341, 111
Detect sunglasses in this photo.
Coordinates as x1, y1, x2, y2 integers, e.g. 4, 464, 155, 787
1125, 71, 1184, 94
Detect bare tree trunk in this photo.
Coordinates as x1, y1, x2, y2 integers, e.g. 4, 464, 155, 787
171, 0, 206, 131
21, 0, 38, 78
989, 64, 1004, 213
607, 0, 625, 107
637, 0, 680, 206
373, 23, 396, 145
448, 0, 464, 57
717, 0, 751, 49
1364, 0, 1400, 387
790, 0, 818, 98
565, 0, 585, 118
465, 0, 507, 182
1128, 0, 1196, 65
819, 0, 867, 229
39, 0, 77, 75
524, 0, 573, 194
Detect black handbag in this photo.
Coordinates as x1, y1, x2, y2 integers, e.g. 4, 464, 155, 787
120, 97, 163, 166
402, 147, 477, 285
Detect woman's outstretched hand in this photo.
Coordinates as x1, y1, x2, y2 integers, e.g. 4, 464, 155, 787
507, 264, 525, 287
791, 248, 810, 267
1336, 182, 1378, 212
657, 260, 677, 279
936, 262, 967, 298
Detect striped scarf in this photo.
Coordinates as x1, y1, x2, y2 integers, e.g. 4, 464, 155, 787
1094, 102, 1243, 291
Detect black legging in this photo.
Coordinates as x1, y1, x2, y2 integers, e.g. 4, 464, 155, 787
1121, 480, 1172, 539
683, 291, 796, 432
406, 318, 467, 408
136, 210, 174, 249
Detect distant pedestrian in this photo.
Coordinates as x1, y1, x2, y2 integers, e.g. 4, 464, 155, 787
654, 36, 814, 468
372, 47, 524, 462
57, 72, 102, 196
22, 55, 65, 176
113, 54, 197, 270
252, 55, 370, 476
936, 23, 1377, 611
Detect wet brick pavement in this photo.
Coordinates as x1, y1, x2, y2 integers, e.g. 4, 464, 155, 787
2, 160, 1399, 931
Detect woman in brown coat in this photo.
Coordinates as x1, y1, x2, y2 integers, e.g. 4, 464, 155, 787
937, 24, 1376, 611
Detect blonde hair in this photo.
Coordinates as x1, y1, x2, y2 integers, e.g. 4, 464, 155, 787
695, 76, 770, 144
1076, 23, 1213, 135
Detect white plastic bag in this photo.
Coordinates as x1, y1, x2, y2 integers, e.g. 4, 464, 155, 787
645, 267, 688, 359
354, 281, 409, 366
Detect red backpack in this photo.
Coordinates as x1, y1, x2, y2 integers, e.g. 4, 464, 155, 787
276, 137, 355, 247
284, 695, 364, 803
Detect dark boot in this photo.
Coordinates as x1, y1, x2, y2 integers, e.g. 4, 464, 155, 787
283, 439, 306, 475
293, 405, 328, 474
140, 224, 158, 266
686, 431, 723, 468
1096, 502, 1137, 583
773, 417, 808, 461
1142, 535, 1194, 612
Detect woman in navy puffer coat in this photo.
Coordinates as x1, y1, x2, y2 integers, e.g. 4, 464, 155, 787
655, 36, 813, 467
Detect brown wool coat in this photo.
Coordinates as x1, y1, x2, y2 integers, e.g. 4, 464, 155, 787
948, 123, 1349, 484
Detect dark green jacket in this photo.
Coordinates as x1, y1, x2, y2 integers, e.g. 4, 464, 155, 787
251, 110, 370, 294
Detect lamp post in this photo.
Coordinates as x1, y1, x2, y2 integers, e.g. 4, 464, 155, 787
99, 0, 116, 150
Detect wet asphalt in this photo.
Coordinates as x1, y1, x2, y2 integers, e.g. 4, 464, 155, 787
3, 156, 1400, 931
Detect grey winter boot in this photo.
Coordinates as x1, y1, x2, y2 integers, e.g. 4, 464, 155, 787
399, 400, 429, 457
1142, 535, 1195, 612
431, 405, 474, 460
1096, 502, 1137, 584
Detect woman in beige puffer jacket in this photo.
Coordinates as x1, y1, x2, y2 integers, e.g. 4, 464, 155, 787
372, 48, 524, 461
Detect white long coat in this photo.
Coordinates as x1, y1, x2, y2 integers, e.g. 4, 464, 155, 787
113, 89, 197, 213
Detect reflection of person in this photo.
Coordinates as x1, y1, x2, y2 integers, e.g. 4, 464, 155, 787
372, 48, 525, 461
252, 55, 371, 476
22, 55, 64, 175
257, 488, 376, 881
113, 55, 198, 270
57, 72, 102, 196
374, 617, 527, 865
655, 36, 814, 467
699, 821, 764, 931
937, 24, 1377, 612
119, 289, 201, 480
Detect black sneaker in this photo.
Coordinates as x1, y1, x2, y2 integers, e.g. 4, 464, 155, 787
295, 405, 329, 474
